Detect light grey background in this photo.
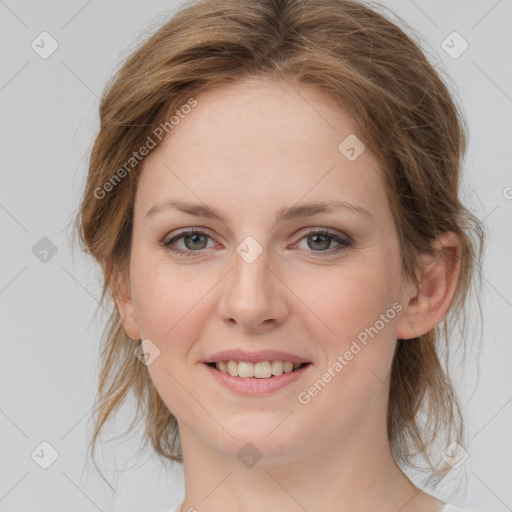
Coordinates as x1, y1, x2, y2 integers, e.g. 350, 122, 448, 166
0, 1, 511, 511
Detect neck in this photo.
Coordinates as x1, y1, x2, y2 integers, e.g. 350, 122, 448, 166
176, 401, 441, 512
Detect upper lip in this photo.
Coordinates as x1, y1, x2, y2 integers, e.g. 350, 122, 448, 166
203, 349, 311, 364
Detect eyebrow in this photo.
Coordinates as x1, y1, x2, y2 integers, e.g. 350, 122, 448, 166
145, 198, 372, 225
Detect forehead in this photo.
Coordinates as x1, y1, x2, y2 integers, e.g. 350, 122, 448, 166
136, 78, 385, 219
155, 78, 360, 156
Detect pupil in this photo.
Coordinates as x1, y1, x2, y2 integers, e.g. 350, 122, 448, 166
186, 234, 207, 250
309, 234, 330, 250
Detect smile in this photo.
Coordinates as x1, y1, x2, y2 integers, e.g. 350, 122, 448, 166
206, 360, 309, 378
203, 360, 312, 395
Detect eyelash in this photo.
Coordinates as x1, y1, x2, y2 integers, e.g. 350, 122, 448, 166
161, 228, 353, 258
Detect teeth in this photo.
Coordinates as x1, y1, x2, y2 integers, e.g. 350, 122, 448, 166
227, 360, 238, 376
271, 360, 283, 376
283, 361, 294, 373
213, 360, 305, 378
254, 361, 271, 378
238, 361, 254, 378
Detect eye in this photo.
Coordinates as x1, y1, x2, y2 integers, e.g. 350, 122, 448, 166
293, 229, 353, 255
162, 230, 216, 257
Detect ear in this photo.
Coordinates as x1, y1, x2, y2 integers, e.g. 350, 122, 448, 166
112, 263, 141, 341
397, 231, 461, 340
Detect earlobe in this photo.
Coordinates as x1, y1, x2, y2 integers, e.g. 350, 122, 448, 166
396, 232, 461, 341
112, 265, 141, 341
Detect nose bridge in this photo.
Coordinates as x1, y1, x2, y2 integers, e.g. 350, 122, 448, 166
218, 237, 288, 330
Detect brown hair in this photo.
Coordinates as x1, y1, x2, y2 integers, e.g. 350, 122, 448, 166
75, 0, 484, 488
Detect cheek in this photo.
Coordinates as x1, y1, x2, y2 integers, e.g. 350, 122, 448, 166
305, 250, 401, 399
129, 252, 199, 343
128, 255, 215, 416
296, 272, 399, 429
309, 258, 399, 343
129, 251, 226, 370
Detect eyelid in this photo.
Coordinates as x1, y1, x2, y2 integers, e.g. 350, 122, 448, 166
294, 227, 353, 244
161, 226, 215, 243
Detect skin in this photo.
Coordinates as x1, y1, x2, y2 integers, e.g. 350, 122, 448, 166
116, 77, 461, 512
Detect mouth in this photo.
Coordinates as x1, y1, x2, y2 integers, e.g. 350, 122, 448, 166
204, 360, 312, 379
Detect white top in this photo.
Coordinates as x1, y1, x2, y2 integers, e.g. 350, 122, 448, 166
167, 503, 469, 512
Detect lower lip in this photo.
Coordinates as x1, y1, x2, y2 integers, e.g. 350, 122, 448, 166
203, 363, 312, 395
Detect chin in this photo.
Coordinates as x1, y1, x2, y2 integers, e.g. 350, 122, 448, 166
203, 411, 308, 463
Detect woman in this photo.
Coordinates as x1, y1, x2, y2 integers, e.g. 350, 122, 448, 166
76, 0, 484, 510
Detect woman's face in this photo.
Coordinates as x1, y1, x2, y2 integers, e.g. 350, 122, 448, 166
120, 78, 414, 463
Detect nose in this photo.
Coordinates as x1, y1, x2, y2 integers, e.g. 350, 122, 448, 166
217, 245, 290, 333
